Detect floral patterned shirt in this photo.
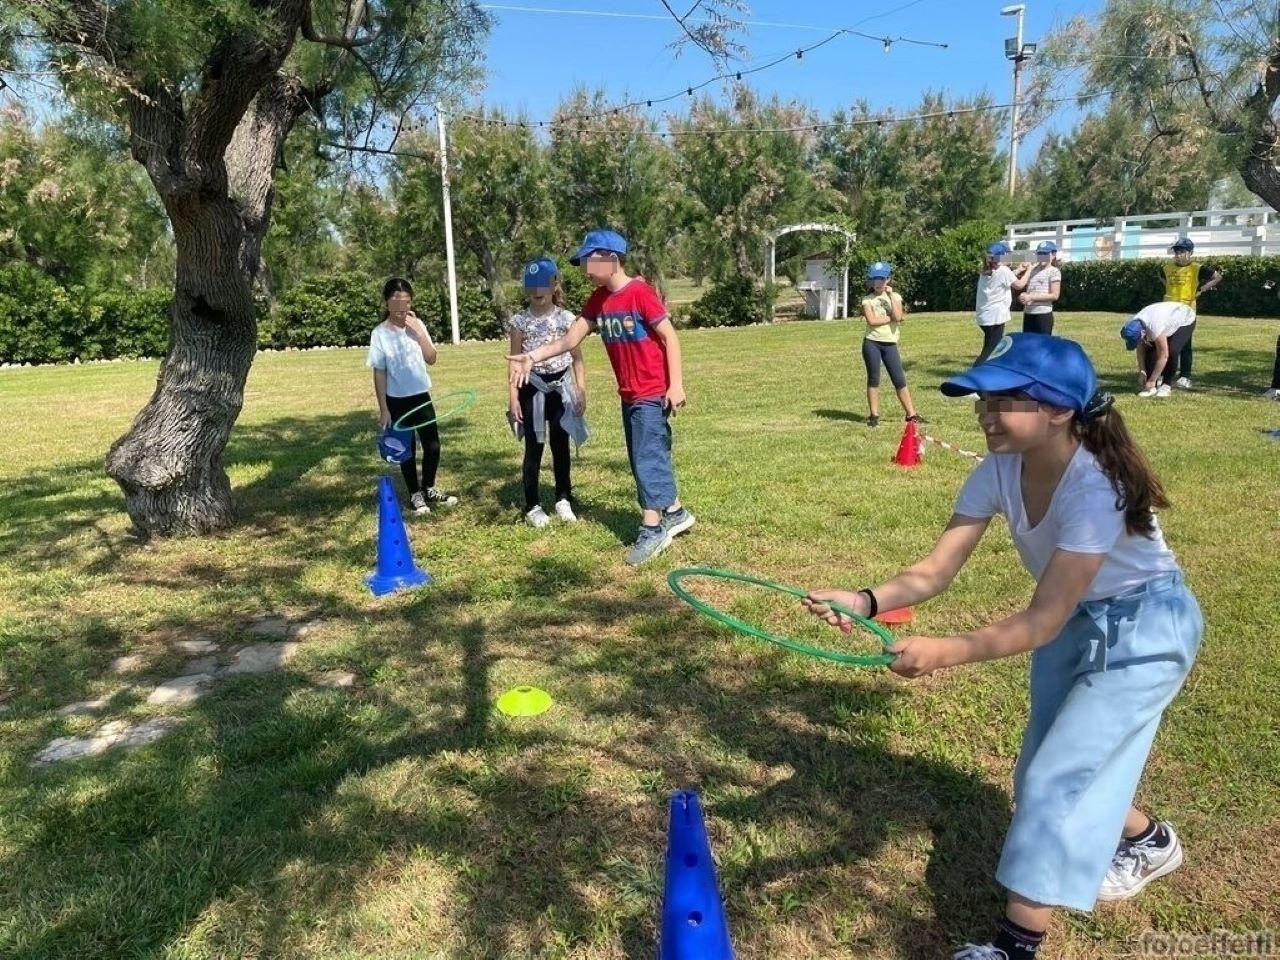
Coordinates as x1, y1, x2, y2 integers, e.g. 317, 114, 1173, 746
507, 306, 577, 375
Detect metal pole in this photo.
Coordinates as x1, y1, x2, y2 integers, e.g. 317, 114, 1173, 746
436, 103, 461, 345
1007, 7, 1024, 196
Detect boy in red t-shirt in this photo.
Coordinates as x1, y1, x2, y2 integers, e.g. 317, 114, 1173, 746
507, 229, 694, 565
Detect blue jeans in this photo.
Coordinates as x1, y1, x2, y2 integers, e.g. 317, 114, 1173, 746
996, 573, 1202, 910
621, 399, 678, 511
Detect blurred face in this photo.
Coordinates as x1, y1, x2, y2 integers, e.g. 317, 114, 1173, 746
974, 393, 1058, 454
386, 291, 412, 322
1036, 251, 1052, 263
1173, 248, 1193, 265
582, 250, 619, 285
871, 276, 889, 292
526, 284, 553, 308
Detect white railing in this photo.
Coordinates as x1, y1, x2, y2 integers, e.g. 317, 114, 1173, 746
1005, 207, 1280, 262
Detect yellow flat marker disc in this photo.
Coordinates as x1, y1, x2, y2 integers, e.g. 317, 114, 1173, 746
496, 686, 553, 717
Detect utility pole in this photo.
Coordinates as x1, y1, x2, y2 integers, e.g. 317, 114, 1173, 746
436, 103, 461, 345
1001, 4, 1036, 196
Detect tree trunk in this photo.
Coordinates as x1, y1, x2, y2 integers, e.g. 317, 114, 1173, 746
1242, 152, 1280, 212
106, 80, 303, 537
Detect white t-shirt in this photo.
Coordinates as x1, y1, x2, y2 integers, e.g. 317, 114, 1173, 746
1023, 264, 1061, 315
1136, 301, 1196, 341
976, 266, 1016, 327
954, 445, 1181, 601
506, 306, 577, 376
367, 321, 432, 397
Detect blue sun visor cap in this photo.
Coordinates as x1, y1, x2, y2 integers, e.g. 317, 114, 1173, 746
569, 228, 628, 266
377, 426, 414, 464
1036, 240, 1057, 254
987, 241, 1010, 256
1171, 237, 1194, 252
867, 261, 892, 280
523, 257, 558, 288
1121, 318, 1145, 350
940, 333, 1098, 412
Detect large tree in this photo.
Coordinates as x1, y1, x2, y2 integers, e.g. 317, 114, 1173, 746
1029, 0, 1280, 210
7, 0, 486, 536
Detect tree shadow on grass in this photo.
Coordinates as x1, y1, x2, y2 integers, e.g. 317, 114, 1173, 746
813, 407, 869, 425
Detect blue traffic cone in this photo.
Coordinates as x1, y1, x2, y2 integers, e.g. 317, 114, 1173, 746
365, 475, 432, 596
659, 790, 735, 960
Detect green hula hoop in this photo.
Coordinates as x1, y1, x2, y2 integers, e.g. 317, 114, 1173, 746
391, 389, 478, 432
667, 567, 897, 668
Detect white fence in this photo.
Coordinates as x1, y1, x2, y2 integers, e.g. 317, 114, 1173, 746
1005, 207, 1280, 262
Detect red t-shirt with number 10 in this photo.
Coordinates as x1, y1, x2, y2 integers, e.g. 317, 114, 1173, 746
581, 278, 671, 403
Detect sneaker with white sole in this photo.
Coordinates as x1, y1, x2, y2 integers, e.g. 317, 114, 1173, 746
525, 505, 551, 529
1097, 822, 1184, 901
625, 524, 672, 566
1155, 383, 1173, 398
1174, 376, 1193, 389
660, 506, 696, 538
424, 487, 458, 507
953, 946, 1008, 960
1265, 387, 1280, 400
554, 498, 578, 522
1138, 385, 1158, 398
409, 492, 430, 515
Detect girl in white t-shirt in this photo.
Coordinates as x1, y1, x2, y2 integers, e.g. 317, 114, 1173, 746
804, 333, 1202, 960
1012, 241, 1062, 335
368, 277, 458, 514
975, 242, 1029, 363
506, 258, 587, 528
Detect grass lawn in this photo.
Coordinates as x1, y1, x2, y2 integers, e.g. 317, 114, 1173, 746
1, 312, 1277, 959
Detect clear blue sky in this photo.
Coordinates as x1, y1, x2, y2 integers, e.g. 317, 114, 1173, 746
475, 0, 1105, 159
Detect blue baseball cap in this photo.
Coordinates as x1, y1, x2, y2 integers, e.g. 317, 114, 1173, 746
1036, 240, 1057, 254
867, 261, 892, 280
377, 426, 414, 464
1121, 317, 1146, 350
987, 241, 1010, 256
569, 228, 628, 266
940, 333, 1098, 413
523, 257, 558, 288
1170, 238, 1194, 252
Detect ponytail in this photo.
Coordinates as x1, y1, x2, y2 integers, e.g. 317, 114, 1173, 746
551, 276, 566, 308
1073, 405, 1170, 537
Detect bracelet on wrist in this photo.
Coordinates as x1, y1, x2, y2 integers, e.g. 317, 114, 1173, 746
858, 588, 879, 618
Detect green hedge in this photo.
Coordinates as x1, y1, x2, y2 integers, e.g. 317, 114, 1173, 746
684, 275, 775, 328
1, 266, 505, 365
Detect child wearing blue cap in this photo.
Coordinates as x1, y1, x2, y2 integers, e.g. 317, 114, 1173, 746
506, 257, 588, 528
1121, 301, 1198, 398
804, 333, 1202, 960
1012, 242, 1061, 335
369, 277, 459, 514
508, 229, 694, 566
975, 243, 1029, 363
860, 261, 924, 428
1162, 238, 1221, 389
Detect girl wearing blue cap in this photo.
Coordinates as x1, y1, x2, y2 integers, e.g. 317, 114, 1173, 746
974, 243, 1028, 363
860, 262, 924, 428
804, 333, 1202, 960
506, 258, 587, 528
369, 278, 458, 514
1012, 242, 1061, 335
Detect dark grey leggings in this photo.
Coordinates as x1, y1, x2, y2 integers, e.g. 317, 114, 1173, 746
385, 391, 441, 494
976, 323, 1006, 364
1022, 312, 1054, 335
862, 339, 907, 389
518, 372, 572, 511
1271, 335, 1280, 389
1143, 323, 1196, 384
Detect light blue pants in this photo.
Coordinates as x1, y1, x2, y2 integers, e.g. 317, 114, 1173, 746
996, 573, 1203, 911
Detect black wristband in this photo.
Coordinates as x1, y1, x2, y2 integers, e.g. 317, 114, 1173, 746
858, 589, 878, 618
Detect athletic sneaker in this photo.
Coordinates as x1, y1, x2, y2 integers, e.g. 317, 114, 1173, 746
660, 506, 696, 538
409, 492, 430, 515
625, 524, 672, 566
554, 498, 578, 522
1097, 823, 1184, 901
1175, 376, 1193, 389
907, 413, 929, 425
867, 415, 880, 428
1264, 387, 1280, 400
952, 946, 1008, 960
1138, 385, 1159, 398
1155, 383, 1173, 398
525, 505, 551, 529
424, 487, 458, 507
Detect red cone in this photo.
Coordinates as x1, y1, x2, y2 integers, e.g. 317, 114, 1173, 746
892, 420, 922, 468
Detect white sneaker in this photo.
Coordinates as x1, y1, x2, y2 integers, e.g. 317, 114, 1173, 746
1175, 376, 1193, 389
1138, 386, 1158, 398
1097, 823, 1184, 901
1264, 387, 1280, 400
953, 946, 1008, 960
424, 487, 458, 507
1155, 383, 1173, 398
525, 505, 551, 529
553, 498, 578, 522
409, 492, 430, 515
